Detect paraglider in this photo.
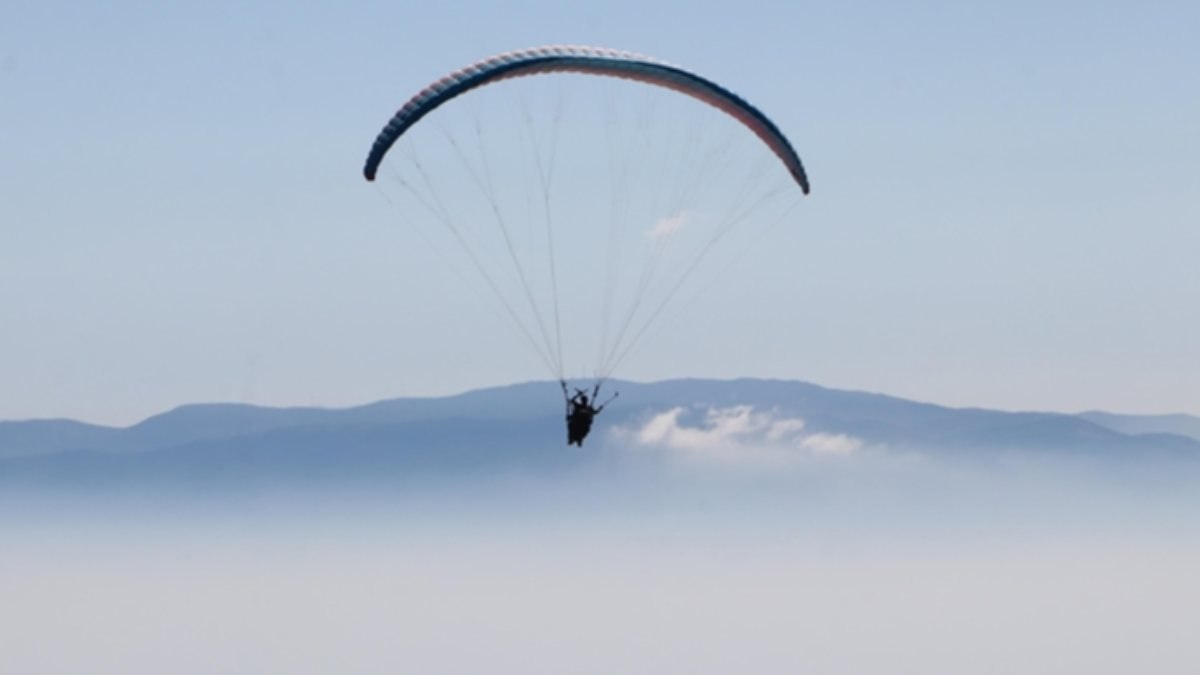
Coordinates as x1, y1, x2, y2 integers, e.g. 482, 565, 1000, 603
563, 381, 618, 447
363, 45, 809, 445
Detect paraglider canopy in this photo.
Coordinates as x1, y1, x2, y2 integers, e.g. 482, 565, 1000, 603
364, 45, 809, 194
363, 45, 810, 391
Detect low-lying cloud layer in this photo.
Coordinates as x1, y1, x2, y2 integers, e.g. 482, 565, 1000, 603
617, 405, 863, 465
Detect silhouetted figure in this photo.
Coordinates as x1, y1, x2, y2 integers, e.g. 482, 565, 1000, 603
562, 382, 615, 446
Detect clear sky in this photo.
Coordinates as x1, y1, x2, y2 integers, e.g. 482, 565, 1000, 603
2, 0, 1197, 425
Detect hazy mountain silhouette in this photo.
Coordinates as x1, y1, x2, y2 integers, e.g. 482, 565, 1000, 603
1078, 411, 1200, 442
2, 380, 1196, 488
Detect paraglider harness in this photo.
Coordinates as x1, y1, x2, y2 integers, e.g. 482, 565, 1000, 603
561, 381, 618, 447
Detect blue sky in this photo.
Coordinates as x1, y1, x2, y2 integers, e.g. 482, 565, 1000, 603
2, 0, 1198, 425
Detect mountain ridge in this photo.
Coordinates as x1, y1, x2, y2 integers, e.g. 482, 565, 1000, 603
2, 378, 1197, 462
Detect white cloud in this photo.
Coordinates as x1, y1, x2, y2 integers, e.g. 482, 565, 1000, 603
619, 405, 862, 465
645, 212, 687, 239
799, 433, 862, 456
